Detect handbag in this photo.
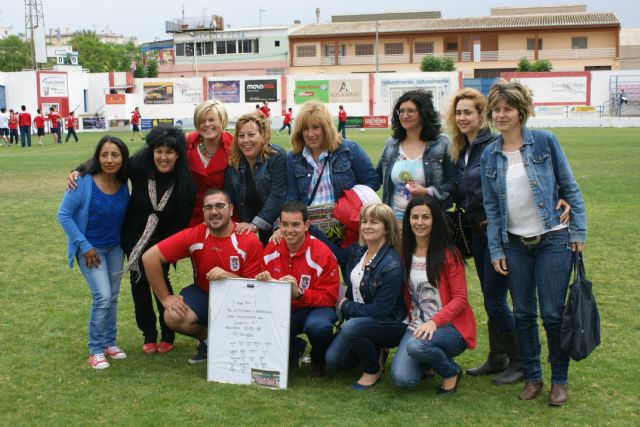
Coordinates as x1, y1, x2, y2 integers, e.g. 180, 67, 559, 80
446, 206, 473, 258
306, 154, 342, 240
560, 251, 601, 361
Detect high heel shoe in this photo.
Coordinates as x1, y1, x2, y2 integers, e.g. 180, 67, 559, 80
437, 371, 463, 395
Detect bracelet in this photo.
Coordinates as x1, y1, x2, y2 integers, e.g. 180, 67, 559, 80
250, 223, 258, 232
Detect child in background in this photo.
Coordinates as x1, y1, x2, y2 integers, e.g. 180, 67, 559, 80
66, 111, 79, 143
34, 109, 46, 145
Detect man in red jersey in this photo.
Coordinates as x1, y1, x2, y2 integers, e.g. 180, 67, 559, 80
18, 105, 32, 147
259, 100, 270, 118
34, 109, 46, 145
65, 111, 79, 143
130, 107, 144, 141
278, 107, 293, 135
48, 106, 60, 144
337, 105, 347, 139
257, 201, 339, 377
142, 189, 265, 364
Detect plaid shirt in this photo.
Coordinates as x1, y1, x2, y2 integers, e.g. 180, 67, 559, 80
302, 146, 335, 206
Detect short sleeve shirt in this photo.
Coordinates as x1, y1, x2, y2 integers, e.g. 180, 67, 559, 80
157, 223, 266, 292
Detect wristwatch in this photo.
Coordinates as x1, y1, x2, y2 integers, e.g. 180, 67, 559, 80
250, 223, 258, 233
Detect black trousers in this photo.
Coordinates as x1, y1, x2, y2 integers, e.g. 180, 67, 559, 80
130, 262, 175, 343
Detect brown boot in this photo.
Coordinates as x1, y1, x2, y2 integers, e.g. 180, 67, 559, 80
518, 380, 544, 400
467, 322, 508, 376
548, 384, 568, 406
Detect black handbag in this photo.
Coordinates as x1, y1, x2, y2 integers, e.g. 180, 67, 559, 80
446, 206, 473, 258
560, 251, 601, 361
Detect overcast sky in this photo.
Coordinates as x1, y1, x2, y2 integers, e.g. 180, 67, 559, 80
1, 0, 638, 43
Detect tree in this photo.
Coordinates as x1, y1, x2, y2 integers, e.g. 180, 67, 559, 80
145, 59, 158, 78
0, 36, 32, 72
517, 57, 553, 72
70, 31, 141, 73
420, 56, 456, 72
517, 57, 532, 72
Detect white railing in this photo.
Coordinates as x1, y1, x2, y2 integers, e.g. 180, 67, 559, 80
480, 50, 535, 61
539, 48, 616, 59
338, 55, 375, 65
292, 56, 336, 67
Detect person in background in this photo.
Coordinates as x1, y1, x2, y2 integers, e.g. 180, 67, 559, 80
34, 109, 46, 145
8, 109, 19, 145
259, 100, 271, 118
278, 107, 293, 135
57, 136, 130, 369
65, 111, 79, 143
18, 105, 32, 148
337, 105, 347, 139
48, 106, 60, 144
481, 80, 586, 406
130, 107, 145, 142
390, 196, 476, 395
0, 107, 9, 146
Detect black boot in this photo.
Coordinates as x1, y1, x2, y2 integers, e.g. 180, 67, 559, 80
467, 322, 508, 376
492, 331, 524, 385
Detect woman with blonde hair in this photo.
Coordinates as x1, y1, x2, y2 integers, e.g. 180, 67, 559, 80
324, 203, 407, 390
224, 112, 287, 245
481, 80, 586, 405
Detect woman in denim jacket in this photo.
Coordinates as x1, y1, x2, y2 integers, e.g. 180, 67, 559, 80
286, 102, 379, 206
481, 81, 586, 406
324, 203, 407, 390
376, 90, 456, 232
224, 112, 287, 245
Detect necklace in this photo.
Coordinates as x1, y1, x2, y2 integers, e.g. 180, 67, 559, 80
361, 250, 378, 271
198, 142, 216, 159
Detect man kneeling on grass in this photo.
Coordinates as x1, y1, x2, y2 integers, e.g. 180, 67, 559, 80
142, 189, 265, 363
257, 201, 339, 377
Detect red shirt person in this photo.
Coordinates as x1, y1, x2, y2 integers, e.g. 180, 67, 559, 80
259, 101, 270, 118
142, 189, 265, 363
34, 109, 46, 143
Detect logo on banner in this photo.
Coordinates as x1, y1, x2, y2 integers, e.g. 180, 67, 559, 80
230, 256, 240, 272
299, 275, 312, 290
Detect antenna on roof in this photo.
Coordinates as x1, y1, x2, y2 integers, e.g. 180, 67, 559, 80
259, 7, 266, 26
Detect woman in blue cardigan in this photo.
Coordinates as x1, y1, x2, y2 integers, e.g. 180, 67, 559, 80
58, 136, 130, 370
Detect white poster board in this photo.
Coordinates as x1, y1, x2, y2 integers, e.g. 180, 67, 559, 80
207, 278, 291, 389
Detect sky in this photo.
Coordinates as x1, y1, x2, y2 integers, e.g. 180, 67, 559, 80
1, 0, 639, 43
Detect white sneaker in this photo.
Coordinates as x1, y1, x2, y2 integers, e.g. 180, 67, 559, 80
104, 345, 127, 359
89, 353, 110, 369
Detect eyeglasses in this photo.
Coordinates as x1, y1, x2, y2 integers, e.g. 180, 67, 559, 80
203, 202, 231, 212
396, 108, 418, 117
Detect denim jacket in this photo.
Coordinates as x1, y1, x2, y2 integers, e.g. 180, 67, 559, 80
224, 144, 287, 230
340, 243, 407, 323
454, 128, 497, 225
481, 128, 587, 262
286, 139, 380, 204
376, 134, 456, 210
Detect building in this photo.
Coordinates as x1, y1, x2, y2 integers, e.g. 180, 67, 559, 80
288, 5, 621, 78
47, 27, 137, 46
620, 28, 640, 70
158, 15, 292, 77
141, 39, 175, 67
0, 26, 12, 40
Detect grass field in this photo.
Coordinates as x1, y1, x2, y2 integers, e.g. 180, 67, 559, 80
1, 128, 639, 426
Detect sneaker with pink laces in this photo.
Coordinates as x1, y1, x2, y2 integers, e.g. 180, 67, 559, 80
89, 353, 110, 369
104, 346, 127, 359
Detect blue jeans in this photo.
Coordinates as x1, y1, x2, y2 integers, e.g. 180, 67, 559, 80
391, 324, 466, 387
472, 231, 515, 334
19, 126, 31, 147
325, 317, 406, 374
76, 245, 124, 355
504, 229, 573, 384
291, 307, 337, 366
337, 122, 346, 139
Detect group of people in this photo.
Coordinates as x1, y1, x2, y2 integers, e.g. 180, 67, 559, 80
0, 105, 79, 146
57, 80, 586, 406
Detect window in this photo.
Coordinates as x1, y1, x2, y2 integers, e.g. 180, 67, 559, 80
355, 44, 374, 56
445, 42, 458, 51
184, 42, 194, 57
202, 42, 214, 55
239, 39, 254, 53
384, 43, 404, 55
323, 45, 345, 57
572, 37, 587, 49
296, 45, 317, 57
225, 40, 236, 54
527, 38, 542, 50
175, 43, 185, 56
274, 40, 280, 47
415, 41, 434, 54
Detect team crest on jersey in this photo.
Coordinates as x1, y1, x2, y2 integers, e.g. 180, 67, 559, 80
230, 256, 240, 272
299, 275, 312, 290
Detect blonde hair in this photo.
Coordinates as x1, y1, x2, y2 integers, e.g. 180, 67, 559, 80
290, 102, 341, 154
228, 112, 273, 169
486, 80, 535, 128
446, 88, 488, 162
358, 203, 399, 248
193, 100, 229, 133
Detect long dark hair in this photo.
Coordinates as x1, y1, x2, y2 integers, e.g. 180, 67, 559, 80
401, 195, 463, 287
86, 135, 129, 183
129, 125, 195, 206
391, 90, 441, 142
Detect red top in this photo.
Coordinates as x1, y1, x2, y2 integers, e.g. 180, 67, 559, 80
186, 130, 233, 226
48, 112, 59, 128
9, 114, 18, 129
338, 109, 347, 122
157, 223, 265, 293
131, 111, 140, 124
18, 112, 32, 126
283, 111, 292, 125
426, 251, 477, 349
34, 115, 45, 128
263, 233, 339, 310
259, 105, 270, 117
66, 117, 75, 129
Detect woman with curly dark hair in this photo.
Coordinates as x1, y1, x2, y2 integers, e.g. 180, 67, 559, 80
376, 90, 456, 238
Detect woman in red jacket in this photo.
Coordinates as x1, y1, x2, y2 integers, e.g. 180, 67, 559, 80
390, 195, 476, 394
186, 100, 233, 226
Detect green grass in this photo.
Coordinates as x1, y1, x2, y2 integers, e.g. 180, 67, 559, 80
1, 128, 639, 426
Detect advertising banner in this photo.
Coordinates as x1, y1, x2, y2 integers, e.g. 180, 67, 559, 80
82, 117, 106, 130
141, 118, 175, 130
39, 73, 68, 97
143, 82, 174, 104
329, 79, 363, 103
208, 80, 240, 103
502, 72, 590, 106
345, 116, 389, 129
174, 80, 204, 104
244, 79, 278, 102
108, 119, 130, 131
294, 80, 329, 104
105, 94, 126, 105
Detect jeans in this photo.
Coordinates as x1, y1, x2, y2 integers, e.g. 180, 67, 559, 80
471, 231, 515, 334
76, 245, 124, 355
278, 123, 291, 135
9, 129, 19, 144
130, 262, 174, 344
391, 325, 466, 387
337, 122, 346, 139
19, 126, 31, 147
325, 317, 406, 374
66, 129, 78, 142
290, 307, 337, 365
504, 229, 573, 384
